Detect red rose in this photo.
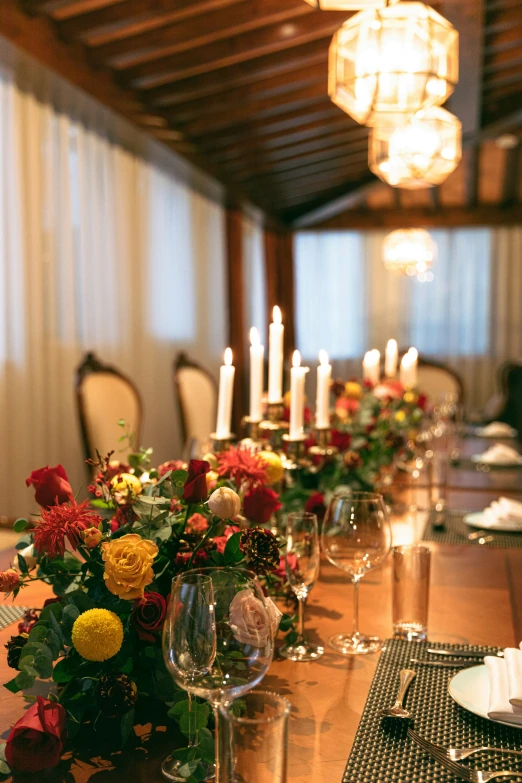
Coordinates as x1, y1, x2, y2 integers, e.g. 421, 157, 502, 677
25, 465, 74, 508
175, 549, 208, 568
243, 486, 282, 526
131, 591, 167, 642
183, 459, 210, 503
304, 492, 327, 521
6, 696, 66, 772
330, 430, 351, 452
417, 393, 427, 410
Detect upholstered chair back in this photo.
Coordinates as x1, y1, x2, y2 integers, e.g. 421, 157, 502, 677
174, 353, 217, 458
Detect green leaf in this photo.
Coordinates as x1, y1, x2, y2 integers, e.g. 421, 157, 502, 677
0, 759, 10, 776
15, 535, 32, 550
16, 554, 28, 574
53, 657, 74, 684
223, 532, 243, 565
13, 518, 29, 533
39, 602, 62, 624
34, 655, 54, 678
196, 728, 215, 764
3, 678, 20, 693
120, 708, 135, 747
28, 625, 48, 643
15, 671, 35, 690
179, 707, 210, 736
62, 604, 80, 626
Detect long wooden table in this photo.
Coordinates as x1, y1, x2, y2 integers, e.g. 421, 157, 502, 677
1, 495, 522, 783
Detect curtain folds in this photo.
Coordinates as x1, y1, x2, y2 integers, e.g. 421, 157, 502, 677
0, 37, 227, 518
294, 227, 522, 412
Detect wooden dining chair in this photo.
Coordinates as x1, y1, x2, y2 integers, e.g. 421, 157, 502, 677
495, 362, 522, 436
76, 352, 143, 467
174, 352, 217, 458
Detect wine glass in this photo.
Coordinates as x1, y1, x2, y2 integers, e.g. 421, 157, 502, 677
163, 567, 274, 783
280, 511, 323, 662
322, 491, 392, 655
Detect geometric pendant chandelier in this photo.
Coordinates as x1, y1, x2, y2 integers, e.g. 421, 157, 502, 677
369, 106, 462, 188
303, 0, 399, 8
382, 229, 437, 282
328, 2, 459, 126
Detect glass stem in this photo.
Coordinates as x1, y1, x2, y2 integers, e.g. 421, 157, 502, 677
187, 692, 196, 748
212, 703, 222, 783
352, 579, 360, 639
297, 596, 306, 641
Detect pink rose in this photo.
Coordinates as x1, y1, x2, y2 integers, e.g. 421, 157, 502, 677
229, 588, 274, 647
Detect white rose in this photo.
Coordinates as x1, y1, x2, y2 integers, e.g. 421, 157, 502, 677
15, 544, 37, 570
265, 596, 283, 638
229, 588, 271, 647
208, 487, 241, 520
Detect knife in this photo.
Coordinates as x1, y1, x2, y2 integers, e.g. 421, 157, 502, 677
411, 658, 476, 669
427, 648, 503, 658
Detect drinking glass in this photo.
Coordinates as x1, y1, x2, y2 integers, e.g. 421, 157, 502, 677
163, 567, 274, 783
392, 545, 431, 641
219, 691, 290, 783
322, 491, 392, 655
280, 511, 323, 661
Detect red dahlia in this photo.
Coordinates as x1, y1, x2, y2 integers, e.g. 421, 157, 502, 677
33, 499, 102, 559
217, 447, 268, 488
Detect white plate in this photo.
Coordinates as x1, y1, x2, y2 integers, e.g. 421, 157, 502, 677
475, 426, 518, 438
463, 511, 522, 533
471, 454, 522, 467
449, 665, 522, 729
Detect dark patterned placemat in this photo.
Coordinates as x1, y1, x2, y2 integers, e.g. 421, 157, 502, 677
342, 639, 522, 783
0, 605, 29, 631
421, 509, 522, 548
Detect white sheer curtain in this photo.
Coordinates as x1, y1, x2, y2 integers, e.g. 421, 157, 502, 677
294, 227, 522, 411
242, 212, 267, 343
0, 37, 227, 518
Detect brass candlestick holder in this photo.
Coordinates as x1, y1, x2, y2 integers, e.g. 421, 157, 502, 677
259, 400, 288, 452
210, 432, 235, 454
281, 434, 309, 487
239, 416, 264, 453
308, 427, 338, 459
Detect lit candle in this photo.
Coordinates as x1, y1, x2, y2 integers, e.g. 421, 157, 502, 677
407, 347, 418, 388
215, 347, 235, 438
268, 306, 284, 404
385, 339, 398, 378
363, 349, 380, 385
289, 350, 309, 440
249, 327, 264, 423
315, 350, 332, 429
400, 352, 411, 388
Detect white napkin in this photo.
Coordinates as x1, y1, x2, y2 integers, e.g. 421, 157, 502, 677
479, 422, 517, 437
505, 648, 522, 707
477, 443, 522, 465
481, 497, 522, 530
485, 655, 522, 724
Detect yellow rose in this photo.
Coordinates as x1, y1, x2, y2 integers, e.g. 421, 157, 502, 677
395, 410, 406, 423
101, 533, 158, 600
345, 382, 362, 399
259, 451, 284, 484
110, 472, 142, 505
403, 391, 417, 404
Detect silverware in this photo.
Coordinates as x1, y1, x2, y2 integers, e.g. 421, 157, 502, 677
468, 530, 495, 544
448, 745, 522, 762
411, 658, 476, 669
408, 728, 522, 782
427, 648, 503, 658
379, 668, 416, 719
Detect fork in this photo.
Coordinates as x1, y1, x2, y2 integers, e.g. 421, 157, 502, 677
468, 529, 495, 544
408, 729, 522, 782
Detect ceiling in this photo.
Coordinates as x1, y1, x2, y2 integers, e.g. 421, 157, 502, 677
5, 0, 522, 225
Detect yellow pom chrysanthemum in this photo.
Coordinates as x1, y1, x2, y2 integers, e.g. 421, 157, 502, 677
72, 608, 124, 662
259, 451, 284, 485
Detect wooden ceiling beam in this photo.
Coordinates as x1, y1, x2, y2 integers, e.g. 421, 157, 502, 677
297, 204, 522, 229
483, 89, 522, 125
277, 174, 376, 210
501, 145, 521, 205
118, 15, 345, 89
90, 0, 321, 68
241, 146, 369, 183
145, 44, 328, 108
258, 166, 369, 199
18, 0, 118, 16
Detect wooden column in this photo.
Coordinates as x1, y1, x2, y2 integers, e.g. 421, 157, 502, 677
225, 208, 246, 437
264, 227, 296, 364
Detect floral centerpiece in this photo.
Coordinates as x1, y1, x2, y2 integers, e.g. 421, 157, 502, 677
0, 443, 291, 780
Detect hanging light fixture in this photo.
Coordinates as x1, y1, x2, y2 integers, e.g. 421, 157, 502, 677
303, 0, 399, 8
328, 2, 458, 126
382, 229, 436, 282
369, 106, 462, 188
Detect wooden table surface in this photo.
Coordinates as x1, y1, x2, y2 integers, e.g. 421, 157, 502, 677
1, 489, 522, 783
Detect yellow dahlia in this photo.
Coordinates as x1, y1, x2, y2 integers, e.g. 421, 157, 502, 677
71, 608, 124, 662
259, 451, 284, 484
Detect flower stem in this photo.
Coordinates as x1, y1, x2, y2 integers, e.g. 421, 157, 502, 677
186, 518, 219, 570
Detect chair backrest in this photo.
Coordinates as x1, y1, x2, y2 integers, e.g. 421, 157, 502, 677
174, 352, 217, 456
400, 352, 464, 403
497, 362, 522, 434
76, 352, 142, 466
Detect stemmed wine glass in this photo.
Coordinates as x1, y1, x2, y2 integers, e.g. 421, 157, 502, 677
163, 567, 274, 783
280, 511, 323, 662
322, 492, 392, 655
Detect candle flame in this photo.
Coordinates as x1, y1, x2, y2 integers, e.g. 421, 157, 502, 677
292, 350, 301, 368
224, 347, 233, 366
407, 347, 418, 361
319, 349, 329, 366
273, 305, 282, 325
401, 353, 411, 367
387, 338, 397, 350
250, 327, 260, 346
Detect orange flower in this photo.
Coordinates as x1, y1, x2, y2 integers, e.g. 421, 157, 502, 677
102, 534, 158, 600
0, 569, 20, 593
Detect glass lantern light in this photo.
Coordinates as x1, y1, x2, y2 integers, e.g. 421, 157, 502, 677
369, 106, 462, 188
382, 229, 436, 282
328, 2, 458, 126
303, 0, 399, 8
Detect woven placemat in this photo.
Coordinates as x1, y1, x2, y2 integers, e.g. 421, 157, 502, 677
342, 639, 522, 783
421, 509, 522, 548
0, 605, 29, 631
